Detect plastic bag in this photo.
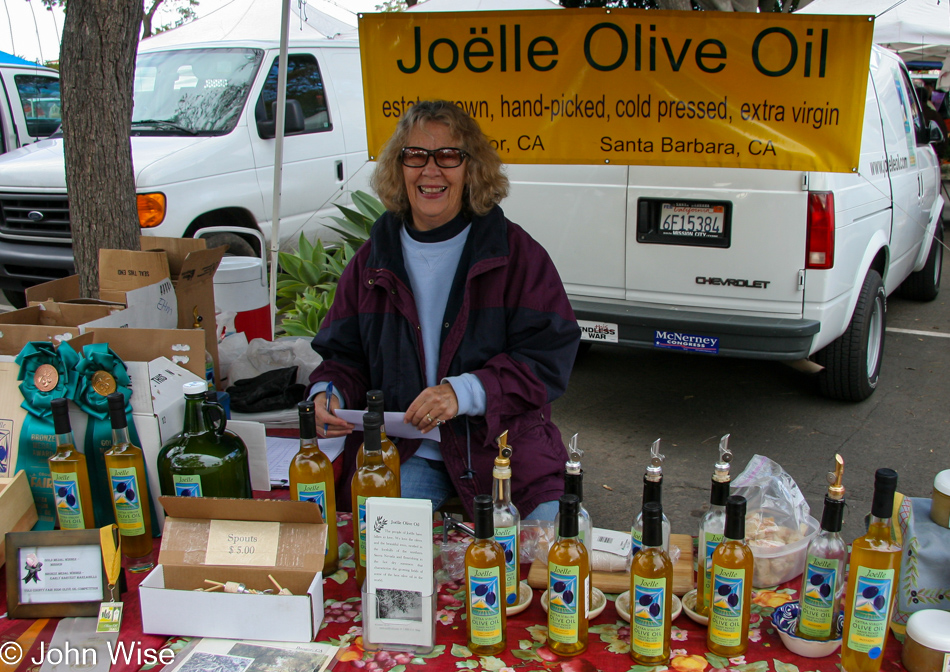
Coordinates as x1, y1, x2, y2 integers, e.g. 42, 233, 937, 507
731, 455, 810, 531
226, 336, 323, 388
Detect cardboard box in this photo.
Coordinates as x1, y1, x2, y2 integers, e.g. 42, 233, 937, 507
0, 304, 114, 349
139, 497, 326, 642
0, 471, 39, 565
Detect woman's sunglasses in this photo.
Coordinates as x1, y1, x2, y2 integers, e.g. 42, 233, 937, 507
401, 147, 467, 168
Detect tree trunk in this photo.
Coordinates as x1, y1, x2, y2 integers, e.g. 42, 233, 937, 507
60, 0, 143, 298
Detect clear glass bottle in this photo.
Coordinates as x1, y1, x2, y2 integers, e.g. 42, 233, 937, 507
356, 390, 401, 496
47, 398, 95, 530
465, 494, 507, 656
841, 469, 902, 672
157, 381, 252, 499
555, 434, 592, 556
630, 501, 673, 666
707, 495, 753, 657
351, 411, 398, 588
797, 454, 847, 641
492, 430, 521, 608
291, 400, 338, 575
631, 439, 671, 553
547, 494, 589, 657
104, 393, 154, 572
697, 434, 732, 617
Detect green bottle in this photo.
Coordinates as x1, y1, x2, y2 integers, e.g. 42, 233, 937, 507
157, 381, 252, 498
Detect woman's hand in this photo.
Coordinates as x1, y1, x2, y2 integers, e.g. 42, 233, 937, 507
313, 392, 354, 438
405, 383, 459, 434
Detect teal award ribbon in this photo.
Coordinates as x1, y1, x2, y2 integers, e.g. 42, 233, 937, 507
16, 341, 74, 530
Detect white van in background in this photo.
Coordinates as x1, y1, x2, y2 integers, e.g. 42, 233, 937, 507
0, 57, 60, 154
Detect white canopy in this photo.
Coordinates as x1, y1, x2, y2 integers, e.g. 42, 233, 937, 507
408, 0, 561, 11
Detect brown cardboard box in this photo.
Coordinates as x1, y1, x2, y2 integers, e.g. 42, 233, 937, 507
0, 471, 39, 565
0, 303, 118, 351
71, 328, 206, 379
139, 497, 327, 641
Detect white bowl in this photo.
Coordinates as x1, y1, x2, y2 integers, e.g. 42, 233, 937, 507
505, 581, 534, 616
771, 601, 843, 658
615, 590, 682, 624
540, 587, 606, 620
680, 589, 709, 626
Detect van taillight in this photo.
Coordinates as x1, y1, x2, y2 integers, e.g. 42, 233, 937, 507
806, 191, 835, 269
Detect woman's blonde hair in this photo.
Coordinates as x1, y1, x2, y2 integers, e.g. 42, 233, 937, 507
370, 100, 509, 218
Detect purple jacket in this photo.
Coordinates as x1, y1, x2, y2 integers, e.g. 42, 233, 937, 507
309, 205, 581, 519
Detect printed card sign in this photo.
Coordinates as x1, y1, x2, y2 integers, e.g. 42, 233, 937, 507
204, 520, 280, 567
18, 544, 103, 605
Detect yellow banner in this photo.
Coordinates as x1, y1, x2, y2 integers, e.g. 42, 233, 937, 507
358, 9, 873, 172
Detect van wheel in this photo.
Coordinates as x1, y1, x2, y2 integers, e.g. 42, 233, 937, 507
202, 231, 257, 257
814, 270, 886, 401
900, 224, 943, 301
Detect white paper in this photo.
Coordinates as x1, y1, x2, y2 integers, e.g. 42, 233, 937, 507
165, 638, 338, 672
19, 545, 103, 605
334, 410, 440, 441
39, 617, 119, 672
267, 436, 345, 486
80, 280, 178, 331
592, 527, 632, 557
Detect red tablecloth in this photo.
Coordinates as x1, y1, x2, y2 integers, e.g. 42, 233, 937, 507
0, 509, 907, 672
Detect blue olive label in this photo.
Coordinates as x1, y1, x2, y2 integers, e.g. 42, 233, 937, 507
494, 525, 518, 605
52, 471, 85, 530
631, 525, 643, 553
357, 495, 368, 569
799, 555, 839, 638
846, 566, 894, 658
702, 531, 724, 606
632, 575, 667, 658
709, 566, 745, 647
173, 474, 202, 497
467, 566, 503, 646
296, 482, 328, 520
109, 467, 144, 536
548, 563, 581, 644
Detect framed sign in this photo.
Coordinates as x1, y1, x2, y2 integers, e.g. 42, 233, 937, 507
5, 529, 109, 618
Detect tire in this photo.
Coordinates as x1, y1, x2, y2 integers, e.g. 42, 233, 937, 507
2, 289, 26, 309
814, 269, 886, 401
900, 224, 943, 301
202, 231, 257, 257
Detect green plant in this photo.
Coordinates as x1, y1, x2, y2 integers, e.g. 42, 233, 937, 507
276, 191, 382, 337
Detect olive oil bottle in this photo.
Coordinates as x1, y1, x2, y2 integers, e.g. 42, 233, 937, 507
797, 454, 847, 641
48, 398, 95, 530
697, 434, 732, 617
465, 494, 507, 656
356, 390, 401, 496
291, 400, 338, 575
630, 501, 673, 666
492, 431, 521, 607
631, 439, 671, 553
841, 468, 901, 672
547, 494, 589, 657
707, 495, 753, 657
352, 411, 398, 587
104, 393, 154, 572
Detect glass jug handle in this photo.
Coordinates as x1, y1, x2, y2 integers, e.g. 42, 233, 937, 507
202, 400, 227, 438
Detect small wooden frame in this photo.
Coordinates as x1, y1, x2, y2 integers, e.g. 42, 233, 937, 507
5, 529, 109, 618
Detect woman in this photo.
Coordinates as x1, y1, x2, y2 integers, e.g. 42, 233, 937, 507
310, 100, 580, 520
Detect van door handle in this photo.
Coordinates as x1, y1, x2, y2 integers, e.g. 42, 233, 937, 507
336, 160, 344, 182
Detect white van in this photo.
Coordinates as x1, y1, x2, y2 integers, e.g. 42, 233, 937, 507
0, 58, 61, 154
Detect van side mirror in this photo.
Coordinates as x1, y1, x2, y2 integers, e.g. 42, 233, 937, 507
256, 99, 306, 139
929, 119, 945, 144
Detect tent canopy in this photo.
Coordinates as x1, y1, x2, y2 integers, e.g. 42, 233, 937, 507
0, 51, 45, 67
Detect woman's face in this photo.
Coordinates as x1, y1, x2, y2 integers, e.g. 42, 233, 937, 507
403, 121, 466, 231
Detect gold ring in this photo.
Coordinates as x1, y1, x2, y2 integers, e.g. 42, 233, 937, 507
435, 419, 444, 426
426, 413, 433, 423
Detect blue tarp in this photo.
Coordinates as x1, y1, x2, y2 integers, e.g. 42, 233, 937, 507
0, 51, 41, 67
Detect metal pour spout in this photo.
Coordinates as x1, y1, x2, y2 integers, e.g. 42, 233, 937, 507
645, 438, 664, 482
827, 454, 845, 500
713, 433, 733, 483
566, 433, 583, 475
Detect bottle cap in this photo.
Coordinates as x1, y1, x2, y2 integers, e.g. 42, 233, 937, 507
473, 494, 493, 539
821, 496, 845, 533
641, 501, 663, 547
565, 470, 584, 502
710, 478, 730, 506
298, 400, 316, 440
183, 381, 207, 396
933, 469, 950, 497
558, 494, 579, 538
724, 495, 747, 540
363, 411, 382, 431
642, 475, 663, 507
871, 468, 898, 518
367, 390, 384, 414
107, 392, 128, 429
51, 398, 71, 435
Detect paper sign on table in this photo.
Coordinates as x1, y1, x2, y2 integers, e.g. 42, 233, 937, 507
204, 520, 280, 567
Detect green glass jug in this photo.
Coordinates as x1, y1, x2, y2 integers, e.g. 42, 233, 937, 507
158, 381, 252, 498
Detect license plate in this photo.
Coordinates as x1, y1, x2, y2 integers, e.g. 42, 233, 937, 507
578, 320, 619, 343
660, 203, 724, 238
637, 198, 732, 248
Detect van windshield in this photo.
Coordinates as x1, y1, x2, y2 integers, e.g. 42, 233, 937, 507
132, 48, 264, 135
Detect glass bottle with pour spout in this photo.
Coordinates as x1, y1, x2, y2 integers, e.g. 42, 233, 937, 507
492, 430, 521, 608
697, 434, 732, 617
797, 454, 847, 641
356, 390, 400, 496
48, 398, 95, 530
631, 439, 671, 553
554, 433, 592, 556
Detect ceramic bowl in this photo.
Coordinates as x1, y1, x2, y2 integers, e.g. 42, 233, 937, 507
615, 590, 682, 623
505, 581, 534, 616
541, 587, 606, 620
771, 601, 844, 658
681, 589, 708, 626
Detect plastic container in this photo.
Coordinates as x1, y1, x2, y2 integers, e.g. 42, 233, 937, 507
748, 513, 819, 588
931, 469, 950, 528
902, 609, 950, 672
201, 227, 273, 342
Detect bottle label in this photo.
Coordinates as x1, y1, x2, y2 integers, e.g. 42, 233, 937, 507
53, 471, 86, 530
846, 566, 894, 657
632, 575, 668, 658
467, 565, 503, 646
547, 562, 581, 644
631, 525, 643, 553
297, 482, 330, 557
799, 554, 839, 638
494, 525, 518, 605
357, 495, 368, 569
709, 566, 745, 647
173, 474, 203, 498
702, 532, 724, 607
109, 467, 145, 536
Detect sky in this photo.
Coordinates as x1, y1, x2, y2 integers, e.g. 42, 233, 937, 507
0, 0, 382, 65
